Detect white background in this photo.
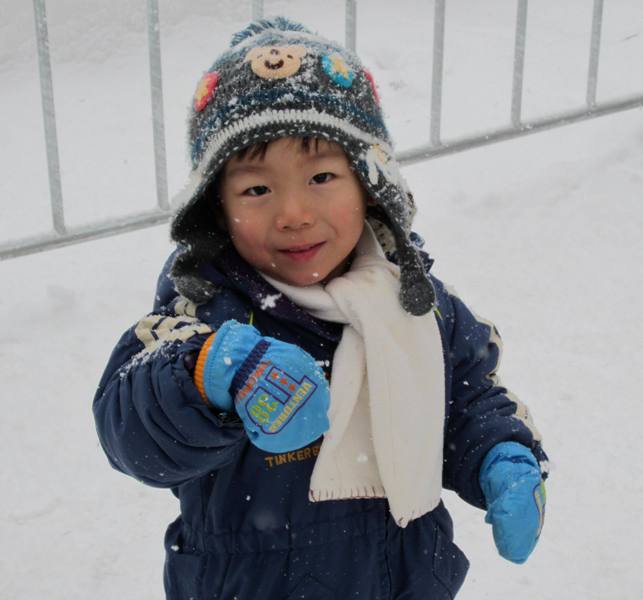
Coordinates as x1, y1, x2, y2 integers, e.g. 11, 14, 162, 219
1, 1, 642, 598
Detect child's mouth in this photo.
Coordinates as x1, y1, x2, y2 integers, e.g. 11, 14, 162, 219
279, 242, 325, 262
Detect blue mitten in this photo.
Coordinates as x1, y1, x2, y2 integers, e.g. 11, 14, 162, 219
196, 320, 330, 453
479, 441, 546, 564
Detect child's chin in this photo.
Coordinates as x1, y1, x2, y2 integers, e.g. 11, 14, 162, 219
279, 270, 329, 287
290, 275, 325, 287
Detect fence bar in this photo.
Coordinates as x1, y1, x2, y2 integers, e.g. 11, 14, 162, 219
252, 0, 264, 21
146, 0, 169, 211
586, 0, 604, 108
345, 0, 357, 52
430, 0, 446, 146
511, 0, 528, 128
397, 93, 643, 166
33, 0, 65, 234
0, 209, 171, 261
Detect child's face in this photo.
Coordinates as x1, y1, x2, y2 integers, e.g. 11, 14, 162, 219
219, 137, 367, 287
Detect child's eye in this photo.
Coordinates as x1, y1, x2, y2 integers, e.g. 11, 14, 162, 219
310, 172, 334, 185
244, 185, 270, 197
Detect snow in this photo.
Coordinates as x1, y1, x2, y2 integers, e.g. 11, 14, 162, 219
259, 292, 283, 311
1, 1, 642, 599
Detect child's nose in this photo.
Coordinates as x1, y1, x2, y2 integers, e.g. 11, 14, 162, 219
274, 194, 315, 231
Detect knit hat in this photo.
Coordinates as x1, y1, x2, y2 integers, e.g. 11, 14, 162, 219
170, 16, 435, 316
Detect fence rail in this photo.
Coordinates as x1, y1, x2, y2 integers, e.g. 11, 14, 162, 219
1, 0, 642, 260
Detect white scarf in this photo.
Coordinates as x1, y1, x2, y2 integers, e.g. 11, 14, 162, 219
261, 224, 445, 527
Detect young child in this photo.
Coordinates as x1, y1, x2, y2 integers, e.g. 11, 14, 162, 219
94, 17, 548, 600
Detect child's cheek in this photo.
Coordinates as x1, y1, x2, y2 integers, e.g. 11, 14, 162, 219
336, 200, 366, 225
234, 216, 271, 255
231, 220, 255, 244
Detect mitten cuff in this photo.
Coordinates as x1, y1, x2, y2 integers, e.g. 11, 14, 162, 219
201, 320, 262, 412
194, 333, 217, 404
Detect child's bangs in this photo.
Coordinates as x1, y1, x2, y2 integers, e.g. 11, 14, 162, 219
234, 137, 327, 162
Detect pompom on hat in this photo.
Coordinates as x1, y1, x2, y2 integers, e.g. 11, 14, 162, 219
170, 16, 435, 315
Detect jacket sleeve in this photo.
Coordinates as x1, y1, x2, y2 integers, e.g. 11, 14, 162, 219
435, 278, 549, 509
92, 258, 246, 488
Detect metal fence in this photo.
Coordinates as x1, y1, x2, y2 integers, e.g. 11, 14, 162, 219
1, 0, 642, 260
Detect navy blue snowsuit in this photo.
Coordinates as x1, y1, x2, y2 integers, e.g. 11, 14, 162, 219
93, 244, 547, 599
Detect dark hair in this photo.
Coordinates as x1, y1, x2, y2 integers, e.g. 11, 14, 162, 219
232, 136, 323, 162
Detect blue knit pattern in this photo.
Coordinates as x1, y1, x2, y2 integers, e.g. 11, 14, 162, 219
229, 17, 311, 47
230, 339, 270, 398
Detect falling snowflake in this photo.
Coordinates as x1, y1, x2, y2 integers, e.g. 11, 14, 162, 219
260, 292, 282, 310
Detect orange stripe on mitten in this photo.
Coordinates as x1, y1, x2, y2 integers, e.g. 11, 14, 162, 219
194, 333, 216, 404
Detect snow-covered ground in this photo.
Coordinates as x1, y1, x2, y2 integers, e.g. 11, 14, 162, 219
1, 1, 642, 599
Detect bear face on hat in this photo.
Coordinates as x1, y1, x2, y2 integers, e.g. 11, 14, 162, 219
245, 45, 308, 79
